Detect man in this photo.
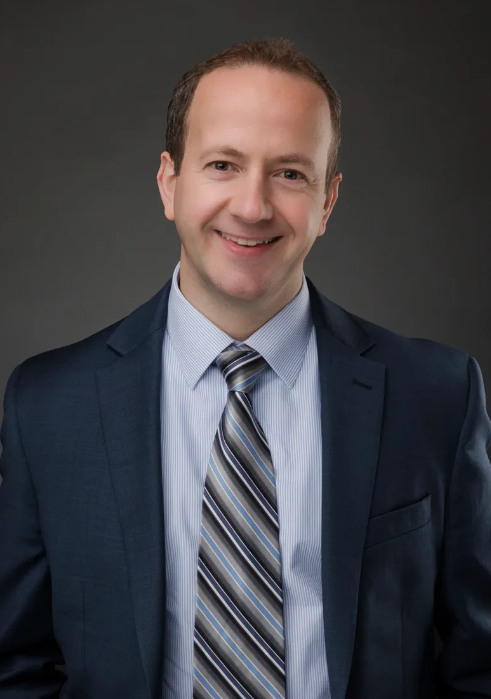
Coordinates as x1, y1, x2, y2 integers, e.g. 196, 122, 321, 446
0, 36, 490, 699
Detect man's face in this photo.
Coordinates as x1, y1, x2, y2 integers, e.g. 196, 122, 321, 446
157, 65, 341, 307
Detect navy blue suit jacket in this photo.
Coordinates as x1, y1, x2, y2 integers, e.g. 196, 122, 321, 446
1, 276, 491, 699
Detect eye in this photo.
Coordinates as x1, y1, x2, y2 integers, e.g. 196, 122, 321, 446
281, 169, 306, 181
208, 161, 232, 171
207, 161, 306, 181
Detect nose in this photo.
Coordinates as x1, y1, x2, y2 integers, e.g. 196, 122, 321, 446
227, 172, 273, 224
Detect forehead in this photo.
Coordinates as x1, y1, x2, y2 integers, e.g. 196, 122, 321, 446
185, 65, 331, 157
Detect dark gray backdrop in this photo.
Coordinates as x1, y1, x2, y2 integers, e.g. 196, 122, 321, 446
2, 0, 490, 403
1, 0, 490, 663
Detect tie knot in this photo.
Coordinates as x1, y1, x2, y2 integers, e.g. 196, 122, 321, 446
216, 342, 267, 393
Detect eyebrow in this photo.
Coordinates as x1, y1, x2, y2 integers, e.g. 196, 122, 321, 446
198, 145, 317, 175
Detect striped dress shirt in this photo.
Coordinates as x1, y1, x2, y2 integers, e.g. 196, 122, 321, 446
161, 260, 331, 698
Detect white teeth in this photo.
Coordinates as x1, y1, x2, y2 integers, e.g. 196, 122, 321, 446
218, 231, 276, 246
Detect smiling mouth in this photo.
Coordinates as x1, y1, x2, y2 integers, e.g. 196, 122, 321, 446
215, 230, 282, 245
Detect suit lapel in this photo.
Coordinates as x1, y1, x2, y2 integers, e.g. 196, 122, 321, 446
95, 275, 385, 699
307, 278, 386, 699
96, 280, 172, 699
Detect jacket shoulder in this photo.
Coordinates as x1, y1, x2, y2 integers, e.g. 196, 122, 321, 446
18, 317, 124, 376
8, 315, 128, 408
349, 309, 471, 393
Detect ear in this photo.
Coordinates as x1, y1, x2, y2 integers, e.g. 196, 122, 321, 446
156, 151, 177, 221
317, 171, 342, 237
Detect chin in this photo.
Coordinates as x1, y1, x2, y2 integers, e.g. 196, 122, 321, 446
220, 282, 269, 303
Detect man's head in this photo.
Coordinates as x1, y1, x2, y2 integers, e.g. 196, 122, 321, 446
157, 37, 342, 335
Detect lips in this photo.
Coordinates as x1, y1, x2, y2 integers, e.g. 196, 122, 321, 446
215, 230, 281, 244
215, 229, 282, 256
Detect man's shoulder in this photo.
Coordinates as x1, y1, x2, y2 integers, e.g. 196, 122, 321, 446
8, 317, 125, 409
313, 284, 470, 388
12, 280, 170, 393
20, 317, 124, 375
345, 306, 470, 396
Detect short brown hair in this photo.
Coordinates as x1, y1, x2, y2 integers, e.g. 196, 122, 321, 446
165, 37, 341, 194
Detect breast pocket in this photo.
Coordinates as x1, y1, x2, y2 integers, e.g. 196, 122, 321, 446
351, 493, 434, 696
364, 493, 431, 549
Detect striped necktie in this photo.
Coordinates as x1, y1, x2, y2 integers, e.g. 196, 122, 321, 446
193, 341, 286, 699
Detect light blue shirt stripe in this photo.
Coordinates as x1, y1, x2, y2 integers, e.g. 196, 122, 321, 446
161, 260, 331, 698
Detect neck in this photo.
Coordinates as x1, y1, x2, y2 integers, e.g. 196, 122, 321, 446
177, 256, 302, 341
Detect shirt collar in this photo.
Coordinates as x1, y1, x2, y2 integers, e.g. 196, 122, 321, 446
166, 260, 313, 390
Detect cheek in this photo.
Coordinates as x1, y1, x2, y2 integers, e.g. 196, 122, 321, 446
304, 204, 325, 239
284, 204, 314, 243
178, 181, 224, 229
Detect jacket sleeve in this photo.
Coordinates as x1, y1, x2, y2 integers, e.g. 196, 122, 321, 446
435, 355, 491, 697
0, 364, 66, 698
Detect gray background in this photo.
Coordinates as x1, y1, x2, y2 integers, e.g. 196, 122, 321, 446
1, 0, 490, 402
1, 0, 490, 660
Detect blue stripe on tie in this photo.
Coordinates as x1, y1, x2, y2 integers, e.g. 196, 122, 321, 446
226, 362, 266, 394
201, 527, 284, 637
198, 558, 285, 672
204, 489, 283, 600
194, 628, 254, 699
219, 409, 274, 490
193, 665, 224, 699
223, 350, 259, 379
220, 408, 277, 520
209, 453, 281, 562
236, 391, 267, 441
197, 596, 285, 699
233, 372, 263, 392
224, 403, 276, 489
